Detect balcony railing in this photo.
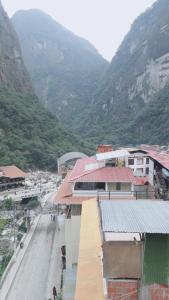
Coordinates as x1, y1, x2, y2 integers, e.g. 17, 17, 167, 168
73, 190, 133, 197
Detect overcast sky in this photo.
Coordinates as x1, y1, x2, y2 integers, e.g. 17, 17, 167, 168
2, 0, 156, 61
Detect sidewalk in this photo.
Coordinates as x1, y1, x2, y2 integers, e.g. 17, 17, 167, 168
0, 190, 57, 300
0, 214, 41, 300
45, 221, 65, 300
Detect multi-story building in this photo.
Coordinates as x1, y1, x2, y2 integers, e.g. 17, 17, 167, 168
75, 199, 169, 300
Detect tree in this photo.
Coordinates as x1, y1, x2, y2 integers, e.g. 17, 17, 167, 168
4, 197, 14, 210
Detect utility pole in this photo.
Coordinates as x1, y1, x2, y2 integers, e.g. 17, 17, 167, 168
13, 203, 16, 252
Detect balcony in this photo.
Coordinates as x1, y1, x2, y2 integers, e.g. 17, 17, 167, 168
73, 190, 134, 200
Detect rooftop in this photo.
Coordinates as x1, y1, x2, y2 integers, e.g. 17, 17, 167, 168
141, 147, 169, 170
100, 200, 169, 234
0, 165, 26, 179
68, 156, 98, 181
74, 199, 105, 300
70, 167, 136, 183
96, 149, 130, 161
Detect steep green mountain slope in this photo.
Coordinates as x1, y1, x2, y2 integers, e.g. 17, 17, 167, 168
82, 0, 169, 145
12, 10, 108, 131
0, 2, 93, 171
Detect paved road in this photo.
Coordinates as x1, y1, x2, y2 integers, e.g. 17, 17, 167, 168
6, 198, 63, 300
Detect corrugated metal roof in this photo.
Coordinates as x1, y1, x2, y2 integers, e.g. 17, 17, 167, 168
143, 234, 169, 285
96, 149, 130, 161
100, 200, 169, 234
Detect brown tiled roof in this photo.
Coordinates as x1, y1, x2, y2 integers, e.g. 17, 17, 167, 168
0, 165, 26, 179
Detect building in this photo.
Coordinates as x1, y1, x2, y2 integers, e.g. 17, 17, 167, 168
97, 144, 113, 153
75, 199, 169, 300
125, 149, 150, 177
55, 149, 155, 273
0, 165, 26, 191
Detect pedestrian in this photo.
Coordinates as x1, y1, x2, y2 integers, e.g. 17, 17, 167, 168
53, 286, 57, 300
51, 214, 53, 221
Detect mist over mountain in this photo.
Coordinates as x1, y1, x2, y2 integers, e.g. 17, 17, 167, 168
12, 9, 108, 132
0, 2, 93, 170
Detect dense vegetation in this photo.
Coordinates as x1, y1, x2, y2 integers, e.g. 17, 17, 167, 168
12, 10, 108, 132
12, 1, 169, 146
0, 88, 93, 170
0, 3, 93, 171
78, 0, 169, 145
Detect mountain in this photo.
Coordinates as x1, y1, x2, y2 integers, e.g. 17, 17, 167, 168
81, 0, 169, 145
12, 10, 108, 132
0, 2, 93, 171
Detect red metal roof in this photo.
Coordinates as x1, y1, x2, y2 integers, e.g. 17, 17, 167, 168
55, 171, 72, 203
134, 176, 149, 186
142, 148, 169, 170
0, 165, 26, 179
68, 156, 98, 181
70, 167, 136, 183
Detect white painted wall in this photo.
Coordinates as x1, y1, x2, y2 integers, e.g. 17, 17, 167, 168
149, 158, 154, 186
125, 153, 150, 177
65, 216, 81, 269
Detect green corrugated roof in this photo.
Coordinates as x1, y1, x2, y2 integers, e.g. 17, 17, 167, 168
143, 234, 169, 285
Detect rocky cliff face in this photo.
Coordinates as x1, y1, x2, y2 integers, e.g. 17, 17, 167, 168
83, 0, 169, 145
0, 1, 32, 93
0, 2, 93, 170
12, 10, 108, 131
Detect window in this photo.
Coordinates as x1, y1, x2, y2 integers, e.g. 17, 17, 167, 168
146, 158, 149, 164
74, 182, 105, 191
128, 158, 134, 165
116, 183, 121, 190
146, 167, 149, 175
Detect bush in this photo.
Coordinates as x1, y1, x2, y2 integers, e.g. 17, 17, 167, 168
4, 198, 14, 210
18, 221, 27, 233
25, 197, 39, 209
0, 252, 13, 278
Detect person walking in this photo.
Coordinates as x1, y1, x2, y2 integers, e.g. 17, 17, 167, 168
53, 286, 57, 300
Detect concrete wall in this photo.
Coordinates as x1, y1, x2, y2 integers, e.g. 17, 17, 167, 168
103, 242, 141, 279
65, 216, 81, 269
134, 185, 148, 199
149, 159, 154, 186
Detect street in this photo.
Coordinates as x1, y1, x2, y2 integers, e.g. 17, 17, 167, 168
5, 196, 63, 300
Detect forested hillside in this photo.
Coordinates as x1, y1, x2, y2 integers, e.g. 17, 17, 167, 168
12, 10, 108, 131
81, 0, 169, 145
0, 2, 93, 171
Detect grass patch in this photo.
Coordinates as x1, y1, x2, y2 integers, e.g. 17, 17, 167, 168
0, 252, 13, 279
0, 219, 8, 234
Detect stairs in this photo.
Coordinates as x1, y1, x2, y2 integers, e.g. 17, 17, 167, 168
155, 171, 168, 199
